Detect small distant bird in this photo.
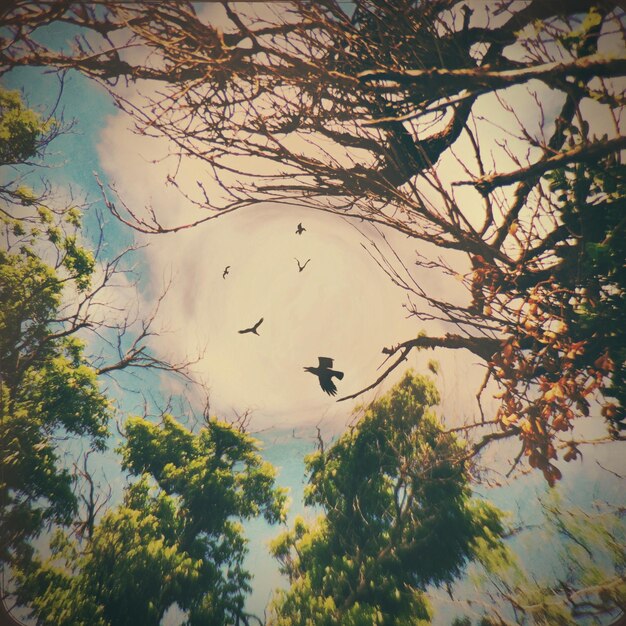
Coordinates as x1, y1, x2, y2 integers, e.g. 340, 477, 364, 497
295, 258, 311, 272
304, 357, 344, 396
223, 266, 230, 279
238, 317, 264, 335
295, 223, 306, 235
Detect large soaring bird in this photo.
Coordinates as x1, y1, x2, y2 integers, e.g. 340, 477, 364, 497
295, 223, 306, 235
238, 317, 264, 335
304, 357, 344, 396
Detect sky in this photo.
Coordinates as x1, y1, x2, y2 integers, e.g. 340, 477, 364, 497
2, 4, 625, 623
3, 52, 491, 622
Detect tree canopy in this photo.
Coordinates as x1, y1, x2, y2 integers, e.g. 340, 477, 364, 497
0, 86, 109, 565
2, 1, 623, 482
269, 371, 506, 625
0, 87, 207, 624
14, 415, 288, 626
1, 5, 625, 625
455, 493, 626, 626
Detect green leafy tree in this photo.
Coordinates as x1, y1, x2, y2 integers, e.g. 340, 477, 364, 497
0, 88, 109, 562
0, 88, 196, 623
0, 86, 62, 212
487, 142, 626, 485
0, 87, 48, 165
269, 372, 506, 625
546, 155, 626, 433
14, 415, 288, 626
454, 493, 626, 626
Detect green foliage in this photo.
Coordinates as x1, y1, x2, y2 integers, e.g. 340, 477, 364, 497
545, 148, 626, 434
459, 492, 626, 625
15, 415, 288, 626
0, 243, 110, 564
0, 87, 61, 235
269, 371, 506, 625
3, 85, 282, 626
62, 235, 95, 291
0, 83, 110, 577
0, 88, 49, 166
121, 415, 288, 528
558, 7, 602, 55
0, 89, 95, 293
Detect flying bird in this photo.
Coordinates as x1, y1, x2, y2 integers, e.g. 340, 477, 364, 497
295, 223, 306, 235
238, 317, 264, 335
223, 266, 230, 279
304, 357, 344, 396
278, 114, 301, 134
295, 258, 311, 272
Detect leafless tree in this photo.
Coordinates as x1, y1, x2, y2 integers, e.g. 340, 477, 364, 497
2, 0, 625, 482
71, 448, 112, 541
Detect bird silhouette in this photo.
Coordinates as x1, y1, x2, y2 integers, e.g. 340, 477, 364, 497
238, 317, 264, 335
295, 258, 311, 272
223, 266, 230, 279
304, 357, 344, 396
278, 114, 301, 134
295, 223, 306, 235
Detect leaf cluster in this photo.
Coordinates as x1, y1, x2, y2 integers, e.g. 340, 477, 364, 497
0, 237, 109, 564
270, 372, 505, 625
14, 415, 288, 626
457, 493, 626, 625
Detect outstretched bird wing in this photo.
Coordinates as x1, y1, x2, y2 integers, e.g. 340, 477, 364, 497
253, 317, 264, 331
318, 373, 338, 396
304, 361, 343, 396
318, 356, 334, 369
239, 317, 263, 334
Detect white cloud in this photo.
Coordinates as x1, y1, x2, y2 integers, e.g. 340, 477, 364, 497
96, 107, 492, 430
94, 8, 602, 433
